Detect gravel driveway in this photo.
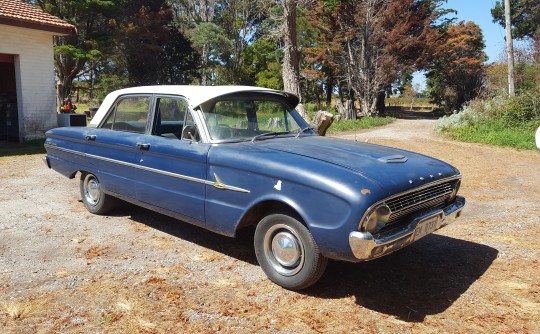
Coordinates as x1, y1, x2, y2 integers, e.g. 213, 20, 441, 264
1, 118, 539, 333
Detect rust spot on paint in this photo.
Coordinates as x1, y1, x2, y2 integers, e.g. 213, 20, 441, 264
361, 188, 371, 195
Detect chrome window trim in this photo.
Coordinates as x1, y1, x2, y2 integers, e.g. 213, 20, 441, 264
45, 144, 250, 193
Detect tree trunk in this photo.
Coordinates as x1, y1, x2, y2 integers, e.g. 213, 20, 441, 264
325, 77, 334, 107
312, 110, 334, 136
376, 91, 386, 115
296, 104, 334, 136
296, 103, 309, 121
336, 99, 356, 120
282, 0, 302, 101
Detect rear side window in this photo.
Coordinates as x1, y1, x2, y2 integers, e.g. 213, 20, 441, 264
101, 96, 150, 133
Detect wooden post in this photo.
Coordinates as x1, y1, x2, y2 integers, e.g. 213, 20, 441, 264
504, 0, 516, 97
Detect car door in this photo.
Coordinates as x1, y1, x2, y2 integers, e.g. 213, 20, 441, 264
135, 95, 209, 225
84, 94, 152, 199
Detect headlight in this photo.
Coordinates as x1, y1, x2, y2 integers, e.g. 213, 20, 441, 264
363, 204, 391, 233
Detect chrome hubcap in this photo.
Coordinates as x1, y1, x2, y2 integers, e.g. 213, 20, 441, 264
84, 175, 100, 205
263, 223, 304, 276
272, 232, 301, 267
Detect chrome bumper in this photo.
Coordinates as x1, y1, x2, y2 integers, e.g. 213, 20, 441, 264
349, 196, 465, 260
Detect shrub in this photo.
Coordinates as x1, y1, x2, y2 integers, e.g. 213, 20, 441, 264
471, 88, 539, 129
435, 105, 483, 132
436, 91, 540, 150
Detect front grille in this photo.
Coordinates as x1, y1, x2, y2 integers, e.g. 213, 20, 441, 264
385, 180, 456, 225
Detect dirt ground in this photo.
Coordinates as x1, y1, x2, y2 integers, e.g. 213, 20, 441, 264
1, 118, 539, 333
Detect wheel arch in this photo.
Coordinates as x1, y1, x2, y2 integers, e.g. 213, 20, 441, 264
235, 199, 306, 235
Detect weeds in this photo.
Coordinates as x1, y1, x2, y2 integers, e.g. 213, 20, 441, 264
2, 300, 43, 319
436, 93, 540, 150
328, 117, 395, 134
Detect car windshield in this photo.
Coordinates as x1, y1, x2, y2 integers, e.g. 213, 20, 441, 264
200, 96, 305, 142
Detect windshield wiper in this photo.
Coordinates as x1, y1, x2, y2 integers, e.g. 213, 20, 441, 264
251, 131, 291, 142
295, 126, 314, 138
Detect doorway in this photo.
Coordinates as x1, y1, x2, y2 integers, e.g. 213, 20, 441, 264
0, 54, 19, 142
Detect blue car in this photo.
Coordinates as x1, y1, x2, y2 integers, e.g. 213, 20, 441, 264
44, 86, 465, 290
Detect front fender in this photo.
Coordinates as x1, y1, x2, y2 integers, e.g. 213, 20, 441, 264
205, 147, 383, 260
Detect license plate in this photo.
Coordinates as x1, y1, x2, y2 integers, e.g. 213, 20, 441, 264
413, 214, 441, 241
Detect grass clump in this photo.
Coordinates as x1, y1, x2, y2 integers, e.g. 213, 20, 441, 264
328, 116, 395, 134
436, 91, 540, 150
2, 300, 43, 319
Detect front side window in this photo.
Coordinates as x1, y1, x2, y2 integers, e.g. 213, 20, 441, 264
153, 97, 189, 139
101, 96, 150, 133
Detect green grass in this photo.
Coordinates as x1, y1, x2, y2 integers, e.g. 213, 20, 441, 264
443, 120, 537, 150
327, 117, 395, 134
0, 139, 46, 157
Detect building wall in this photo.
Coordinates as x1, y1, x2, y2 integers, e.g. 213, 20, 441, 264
0, 24, 57, 141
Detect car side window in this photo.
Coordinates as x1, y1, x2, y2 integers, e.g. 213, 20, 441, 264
181, 111, 200, 142
153, 97, 188, 139
101, 96, 150, 133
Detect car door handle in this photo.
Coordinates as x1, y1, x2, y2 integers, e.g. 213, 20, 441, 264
136, 143, 150, 150
84, 135, 96, 141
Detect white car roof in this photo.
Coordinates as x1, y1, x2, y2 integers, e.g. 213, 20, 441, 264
89, 85, 299, 127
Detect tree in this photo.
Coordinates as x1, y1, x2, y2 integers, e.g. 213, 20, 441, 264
492, 0, 540, 92
304, 0, 445, 118
27, 0, 125, 106
281, 0, 302, 100
491, 0, 540, 40
188, 22, 232, 84
243, 38, 283, 88
426, 21, 487, 112
116, 0, 199, 86
171, 0, 263, 85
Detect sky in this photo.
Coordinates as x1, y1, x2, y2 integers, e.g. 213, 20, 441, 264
413, 0, 507, 89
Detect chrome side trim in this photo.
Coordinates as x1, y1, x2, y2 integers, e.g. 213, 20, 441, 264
44, 144, 250, 193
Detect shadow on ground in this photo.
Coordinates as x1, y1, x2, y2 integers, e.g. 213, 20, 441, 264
384, 108, 443, 120
109, 202, 497, 323
0, 140, 45, 157
108, 202, 259, 265
313, 234, 498, 322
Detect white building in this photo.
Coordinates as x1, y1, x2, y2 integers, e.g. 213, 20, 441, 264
0, 0, 75, 142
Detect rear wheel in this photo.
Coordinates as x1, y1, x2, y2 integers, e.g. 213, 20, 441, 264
254, 214, 328, 290
80, 173, 116, 214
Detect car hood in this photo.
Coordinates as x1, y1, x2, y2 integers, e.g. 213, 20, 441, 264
256, 136, 459, 194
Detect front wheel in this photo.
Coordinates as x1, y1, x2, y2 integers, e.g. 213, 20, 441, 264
80, 173, 116, 214
254, 214, 328, 290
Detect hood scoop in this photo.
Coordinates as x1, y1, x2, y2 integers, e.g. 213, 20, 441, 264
378, 154, 408, 163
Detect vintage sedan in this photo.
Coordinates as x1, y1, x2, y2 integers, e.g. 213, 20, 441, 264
43, 86, 465, 290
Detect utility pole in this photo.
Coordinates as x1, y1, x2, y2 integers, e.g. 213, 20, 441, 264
504, 0, 516, 97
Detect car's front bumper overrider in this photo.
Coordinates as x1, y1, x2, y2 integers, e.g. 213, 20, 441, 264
349, 196, 465, 260
42, 156, 51, 168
